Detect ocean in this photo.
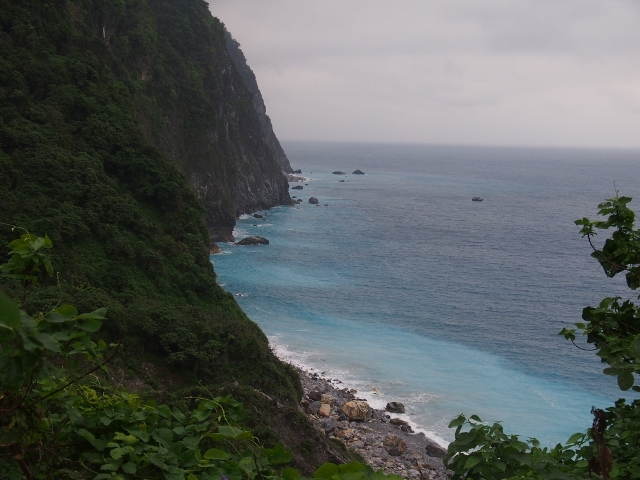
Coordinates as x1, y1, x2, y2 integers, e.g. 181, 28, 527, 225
211, 142, 640, 447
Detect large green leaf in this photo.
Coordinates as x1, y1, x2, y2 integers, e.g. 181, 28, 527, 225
0, 291, 20, 329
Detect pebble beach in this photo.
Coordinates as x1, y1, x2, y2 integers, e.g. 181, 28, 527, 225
296, 367, 451, 480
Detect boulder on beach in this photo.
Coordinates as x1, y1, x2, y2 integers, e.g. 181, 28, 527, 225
321, 394, 333, 405
291, 185, 303, 190
333, 171, 346, 175
235, 236, 269, 246
383, 434, 406, 456
426, 443, 448, 458
309, 197, 319, 204
340, 400, 372, 422
352, 169, 365, 174
386, 401, 405, 413
389, 418, 409, 426
306, 401, 321, 415
318, 404, 331, 417
308, 391, 322, 401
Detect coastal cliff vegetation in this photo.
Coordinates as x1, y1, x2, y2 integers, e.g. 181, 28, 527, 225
0, 0, 346, 475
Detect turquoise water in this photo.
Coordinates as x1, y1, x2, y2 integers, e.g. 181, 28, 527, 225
212, 142, 640, 446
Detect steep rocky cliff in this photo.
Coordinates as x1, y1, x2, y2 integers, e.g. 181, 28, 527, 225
140, 0, 293, 241
224, 30, 294, 174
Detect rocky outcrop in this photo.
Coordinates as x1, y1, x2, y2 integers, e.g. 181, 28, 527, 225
235, 236, 269, 246
386, 402, 405, 413
353, 169, 365, 175
225, 30, 293, 174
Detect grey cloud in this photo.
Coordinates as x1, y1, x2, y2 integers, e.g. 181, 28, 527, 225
211, 0, 640, 149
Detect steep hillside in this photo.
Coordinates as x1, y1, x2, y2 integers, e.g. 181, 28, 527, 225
0, 0, 348, 472
224, 29, 293, 174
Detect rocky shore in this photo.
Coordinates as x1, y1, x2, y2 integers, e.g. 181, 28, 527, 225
296, 367, 451, 479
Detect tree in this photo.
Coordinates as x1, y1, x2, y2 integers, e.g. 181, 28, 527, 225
445, 196, 640, 479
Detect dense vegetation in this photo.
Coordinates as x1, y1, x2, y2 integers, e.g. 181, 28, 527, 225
0, 0, 334, 473
445, 196, 640, 479
0, 233, 399, 479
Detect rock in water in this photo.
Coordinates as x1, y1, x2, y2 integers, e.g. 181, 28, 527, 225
386, 402, 405, 413
340, 400, 372, 422
209, 243, 222, 254
235, 236, 269, 246
333, 171, 346, 175
291, 185, 303, 190
253, 213, 264, 219
383, 435, 406, 456
309, 197, 319, 204
352, 169, 365, 174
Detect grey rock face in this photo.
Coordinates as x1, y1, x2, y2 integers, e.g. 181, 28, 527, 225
224, 30, 293, 174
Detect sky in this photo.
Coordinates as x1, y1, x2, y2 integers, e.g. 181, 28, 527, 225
210, 1, 640, 149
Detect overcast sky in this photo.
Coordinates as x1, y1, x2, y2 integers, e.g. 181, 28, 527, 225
211, 1, 640, 149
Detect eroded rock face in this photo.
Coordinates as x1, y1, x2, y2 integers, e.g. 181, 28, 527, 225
383, 435, 406, 456
341, 401, 372, 422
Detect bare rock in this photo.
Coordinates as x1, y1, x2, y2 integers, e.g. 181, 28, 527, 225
383, 435, 406, 456
291, 185, 303, 190
426, 443, 448, 458
341, 401, 372, 422
386, 402, 405, 413
210, 243, 221, 254
321, 394, 333, 405
308, 391, 322, 401
306, 401, 321, 415
352, 169, 365, 175
333, 171, 346, 175
235, 236, 269, 246
309, 197, 319, 204
318, 404, 331, 417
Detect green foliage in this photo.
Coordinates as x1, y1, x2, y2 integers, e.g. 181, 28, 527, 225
446, 195, 640, 480
0, 0, 299, 406
0, 235, 396, 480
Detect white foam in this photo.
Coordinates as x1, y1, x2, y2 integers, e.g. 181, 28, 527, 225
268, 336, 450, 448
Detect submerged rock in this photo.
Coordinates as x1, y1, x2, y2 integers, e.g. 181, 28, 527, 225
235, 236, 269, 246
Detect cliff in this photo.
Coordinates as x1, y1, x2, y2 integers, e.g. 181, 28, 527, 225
224, 29, 294, 174
0, 0, 350, 473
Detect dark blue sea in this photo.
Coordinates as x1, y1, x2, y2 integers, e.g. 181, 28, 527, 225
212, 142, 640, 446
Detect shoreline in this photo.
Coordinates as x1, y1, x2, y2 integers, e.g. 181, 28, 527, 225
289, 363, 452, 479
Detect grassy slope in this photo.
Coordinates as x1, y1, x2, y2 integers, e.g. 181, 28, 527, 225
0, 0, 352, 472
